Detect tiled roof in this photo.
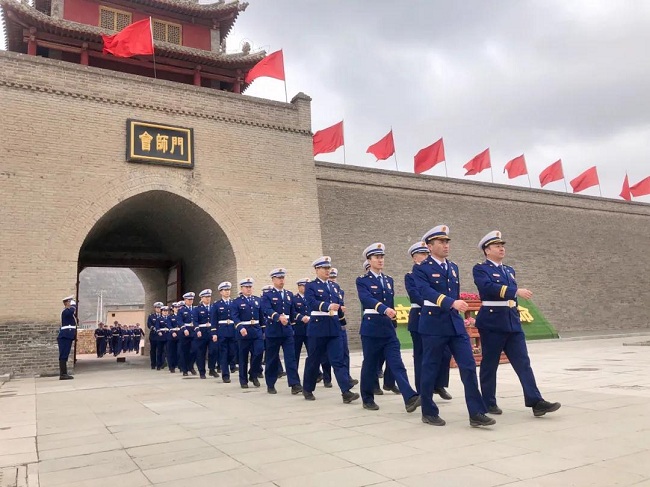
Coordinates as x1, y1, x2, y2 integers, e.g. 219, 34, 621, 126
1, 0, 264, 69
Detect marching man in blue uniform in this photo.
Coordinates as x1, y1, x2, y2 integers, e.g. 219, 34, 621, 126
292, 278, 311, 368
405, 241, 453, 400
357, 243, 421, 413
133, 323, 142, 354
211, 281, 238, 383
473, 231, 561, 417
328, 268, 358, 389
231, 278, 264, 388
192, 289, 213, 379
58, 295, 77, 380
147, 302, 163, 369
261, 268, 303, 395
178, 292, 196, 376
155, 307, 170, 369
412, 225, 495, 427
303, 256, 360, 404
167, 302, 182, 373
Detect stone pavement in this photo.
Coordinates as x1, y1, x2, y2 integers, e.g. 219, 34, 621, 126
1, 335, 650, 487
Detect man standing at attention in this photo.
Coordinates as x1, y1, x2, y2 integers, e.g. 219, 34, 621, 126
58, 295, 77, 380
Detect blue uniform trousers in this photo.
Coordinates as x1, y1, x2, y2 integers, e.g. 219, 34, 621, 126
478, 330, 542, 408
341, 329, 352, 379
192, 335, 209, 375
294, 335, 308, 367
303, 336, 350, 394
58, 337, 73, 361
238, 338, 264, 385
134, 338, 141, 354
178, 338, 194, 373
421, 334, 486, 417
149, 339, 157, 366
208, 339, 220, 371
219, 337, 238, 379
167, 340, 179, 371
95, 338, 102, 357
410, 331, 451, 392
113, 337, 121, 357
360, 335, 417, 405
155, 340, 166, 368
265, 336, 301, 388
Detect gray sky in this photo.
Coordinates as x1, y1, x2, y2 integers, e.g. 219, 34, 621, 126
3, 1, 649, 200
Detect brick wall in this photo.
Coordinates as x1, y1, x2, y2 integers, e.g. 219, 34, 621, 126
315, 162, 650, 347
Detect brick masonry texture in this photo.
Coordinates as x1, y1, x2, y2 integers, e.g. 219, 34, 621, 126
315, 162, 650, 347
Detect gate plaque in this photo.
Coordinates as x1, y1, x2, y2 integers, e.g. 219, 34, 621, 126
126, 119, 194, 168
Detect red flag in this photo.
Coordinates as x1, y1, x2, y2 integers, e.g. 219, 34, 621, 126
313, 121, 344, 156
414, 138, 445, 174
102, 18, 153, 58
503, 154, 528, 179
620, 174, 632, 201
366, 130, 395, 161
245, 49, 285, 84
463, 148, 491, 176
539, 159, 564, 187
570, 166, 599, 193
630, 176, 650, 197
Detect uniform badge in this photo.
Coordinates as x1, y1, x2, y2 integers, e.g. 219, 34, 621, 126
387, 282, 392, 290
371, 285, 378, 289
318, 289, 324, 293
255, 301, 259, 306
432, 274, 440, 277
493, 273, 500, 277
451, 269, 457, 278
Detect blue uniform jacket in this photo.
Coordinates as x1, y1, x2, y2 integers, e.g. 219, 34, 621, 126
192, 303, 212, 339
58, 305, 77, 340
404, 272, 424, 333
473, 261, 523, 333
412, 256, 466, 336
146, 313, 158, 340
154, 316, 168, 341
134, 327, 142, 339
305, 278, 343, 337
167, 314, 181, 341
356, 272, 397, 338
261, 288, 295, 339
231, 295, 262, 341
330, 282, 348, 329
178, 305, 194, 340
292, 293, 309, 336
210, 299, 236, 339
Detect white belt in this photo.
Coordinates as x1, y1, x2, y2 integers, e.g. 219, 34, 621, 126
423, 300, 440, 307
410, 303, 421, 309
482, 300, 517, 308
61, 325, 76, 330
171, 328, 180, 331
237, 320, 259, 325
218, 320, 233, 324
363, 309, 380, 315
198, 324, 211, 328
310, 311, 332, 316
159, 328, 169, 331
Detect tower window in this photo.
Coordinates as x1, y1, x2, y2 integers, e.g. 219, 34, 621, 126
152, 19, 182, 45
99, 6, 132, 31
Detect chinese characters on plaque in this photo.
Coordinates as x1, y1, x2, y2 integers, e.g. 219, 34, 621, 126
126, 119, 194, 168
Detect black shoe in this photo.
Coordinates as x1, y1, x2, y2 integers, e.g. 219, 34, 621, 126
422, 415, 446, 426
170, 369, 175, 373
349, 378, 359, 386
470, 413, 496, 427
278, 371, 286, 378
208, 369, 217, 377
435, 387, 453, 400
323, 381, 333, 388
156, 367, 161, 371
216, 366, 221, 373
383, 385, 401, 395
183, 372, 188, 377
151, 366, 156, 370
532, 400, 561, 417
373, 387, 384, 395
257, 372, 264, 379
291, 384, 303, 395
59, 375, 74, 380
363, 402, 380, 411
342, 391, 360, 404
405, 395, 421, 413
303, 391, 316, 401
316, 373, 323, 383
267, 387, 277, 394
252, 377, 261, 387
200, 375, 207, 379
223, 377, 231, 383
190, 369, 197, 376
241, 383, 249, 388
488, 405, 503, 415
232, 365, 239, 372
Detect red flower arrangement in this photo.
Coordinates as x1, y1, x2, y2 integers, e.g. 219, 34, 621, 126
460, 292, 480, 301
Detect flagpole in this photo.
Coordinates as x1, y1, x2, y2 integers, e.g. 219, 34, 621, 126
598, 184, 602, 197
563, 178, 568, 193
342, 119, 347, 165
526, 173, 532, 188
393, 153, 399, 171
391, 126, 398, 171
490, 166, 494, 183
443, 160, 448, 178
283, 80, 288, 103
149, 17, 157, 79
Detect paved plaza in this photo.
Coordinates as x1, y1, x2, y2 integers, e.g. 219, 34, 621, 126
1, 335, 650, 487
